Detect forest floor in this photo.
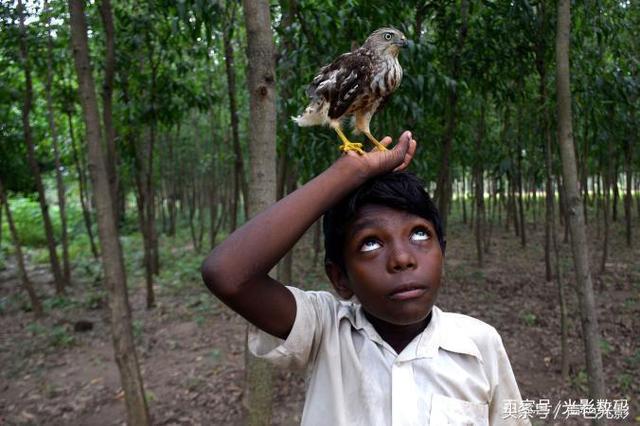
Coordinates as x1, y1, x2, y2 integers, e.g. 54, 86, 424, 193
0, 217, 638, 425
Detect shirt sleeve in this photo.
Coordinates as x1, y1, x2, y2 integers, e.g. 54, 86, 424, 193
487, 330, 531, 426
247, 286, 334, 370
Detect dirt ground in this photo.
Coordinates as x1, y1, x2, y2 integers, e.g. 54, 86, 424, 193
0, 218, 638, 425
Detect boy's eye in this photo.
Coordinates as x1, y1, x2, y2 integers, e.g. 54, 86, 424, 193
411, 229, 430, 242
360, 239, 381, 252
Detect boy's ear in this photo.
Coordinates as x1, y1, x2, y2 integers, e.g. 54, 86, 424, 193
325, 261, 354, 299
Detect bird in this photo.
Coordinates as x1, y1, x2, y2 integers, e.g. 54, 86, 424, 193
293, 27, 408, 155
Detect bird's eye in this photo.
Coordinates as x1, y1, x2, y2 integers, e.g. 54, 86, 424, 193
384, 33, 393, 41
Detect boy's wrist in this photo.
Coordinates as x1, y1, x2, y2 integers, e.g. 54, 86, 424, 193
330, 154, 372, 186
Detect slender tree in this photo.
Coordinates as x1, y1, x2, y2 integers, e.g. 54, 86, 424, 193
555, 0, 606, 406
67, 1, 150, 424
43, 0, 71, 284
17, 0, 65, 294
1, 179, 44, 318
98, 0, 121, 225
223, 1, 247, 231
242, 0, 277, 423
434, 0, 469, 231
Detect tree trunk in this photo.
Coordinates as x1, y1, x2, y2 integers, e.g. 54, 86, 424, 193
44, 0, 71, 284
484, 178, 496, 254
535, 14, 553, 282
555, 0, 606, 406
147, 70, 160, 277
581, 112, 590, 224
434, 0, 468, 232
461, 168, 467, 225
132, 148, 156, 309
17, 0, 65, 294
473, 105, 485, 268
600, 153, 611, 275
67, 108, 99, 259
242, 0, 277, 423
544, 121, 554, 283
188, 182, 200, 253
98, 0, 121, 226
636, 173, 640, 222
612, 162, 619, 222
67, 2, 150, 424
551, 197, 570, 381
623, 137, 633, 247
516, 109, 526, 248
510, 172, 520, 237
1, 180, 44, 318
168, 124, 178, 237
596, 173, 602, 238
278, 165, 298, 284
223, 2, 247, 231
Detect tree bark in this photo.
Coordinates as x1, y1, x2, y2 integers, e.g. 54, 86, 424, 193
543, 114, 554, 283
555, 0, 606, 406
132, 144, 156, 309
1, 180, 44, 318
516, 108, 526, 248
17, 0, 65, 294
473, 105, 486, 268
535, 11, 553, 281
612, 162, 619, 223
623, 132, 633, 247
461, 168, 467, 224
145, 41, 160, 276
67, 108, 99, 260
434, 0, 469, 232
242, 0, 278, 423
44, 0, 71, 284
98, 0, 121, 226
551, 195, 570, 381
67, 2, 150, 424
600, 152, 611, 274
223, 2, 248, 231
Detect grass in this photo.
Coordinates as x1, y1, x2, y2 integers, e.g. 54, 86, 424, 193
521, 312, 537, 327
26, 321, 76, 349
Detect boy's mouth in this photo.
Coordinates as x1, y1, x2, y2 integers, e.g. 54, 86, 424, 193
388, 284, 427, 301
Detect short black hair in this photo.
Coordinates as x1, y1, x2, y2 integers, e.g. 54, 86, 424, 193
323, 171, 445, 271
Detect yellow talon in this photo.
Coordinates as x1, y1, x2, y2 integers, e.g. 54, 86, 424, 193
339, 141, 366, 155
334, 127, 366, 155
364, 131, 388, 152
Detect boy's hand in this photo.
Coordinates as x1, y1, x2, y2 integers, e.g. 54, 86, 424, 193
339, 130, 417, 180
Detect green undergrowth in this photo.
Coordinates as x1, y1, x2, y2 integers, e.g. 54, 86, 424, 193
0, 196, 84, 248
26, 321, 76, 349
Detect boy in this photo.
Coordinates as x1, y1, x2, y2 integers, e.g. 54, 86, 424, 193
201, 132, 528, 425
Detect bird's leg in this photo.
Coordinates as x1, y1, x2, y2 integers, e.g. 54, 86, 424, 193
354, 112, 387, 152
334, 127, 365, 155
364, 131, 388, 152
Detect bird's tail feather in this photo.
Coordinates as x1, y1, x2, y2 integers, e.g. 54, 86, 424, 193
292, 99, 329, 127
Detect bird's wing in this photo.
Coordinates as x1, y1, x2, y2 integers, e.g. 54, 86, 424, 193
307, 50, 374, 120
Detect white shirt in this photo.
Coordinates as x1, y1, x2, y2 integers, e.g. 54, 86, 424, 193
249, 286, 530, 426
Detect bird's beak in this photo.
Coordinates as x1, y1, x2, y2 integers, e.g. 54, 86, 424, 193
396, 38, 409, 48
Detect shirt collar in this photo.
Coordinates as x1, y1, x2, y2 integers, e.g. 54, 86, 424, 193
347, 303, 483, 362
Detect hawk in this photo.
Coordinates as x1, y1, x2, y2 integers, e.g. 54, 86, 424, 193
293, 27, 408, 155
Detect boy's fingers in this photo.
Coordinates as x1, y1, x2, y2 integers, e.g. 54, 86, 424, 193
380, 136, 392, 147
393, 138, 417, 172
398, 131, 412, 148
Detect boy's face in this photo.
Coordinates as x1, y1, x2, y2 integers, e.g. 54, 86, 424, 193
327, 204, 443, 327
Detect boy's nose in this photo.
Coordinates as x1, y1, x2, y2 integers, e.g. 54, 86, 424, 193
388, 245, 417, 272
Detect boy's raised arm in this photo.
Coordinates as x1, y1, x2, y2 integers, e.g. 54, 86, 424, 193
201, 131, 416, 339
